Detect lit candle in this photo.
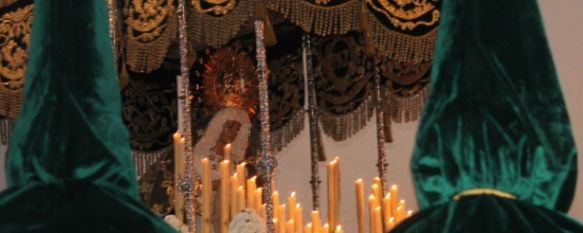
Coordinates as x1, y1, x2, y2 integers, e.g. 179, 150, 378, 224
382, 193, 392, 230
295, 204, 303, 232
374, 207, 382, 233
327, 159, 338, 230
236, 162, 247, 189
286, 220, 295, 233
220, 160, 231, 233
173, 133, 184, 222
311, 211, 321, 233
247, 176, 257, 208
371, 184, 381, 202
274, 219, 280, 233
390, 185, 398, 217
373, 177, 381, 190
304, 223, 313, 233
321, 224, 329, 233
279, 204, 287, 233
236, 186, 245, 213
387, 217, 395, 231
355, 179, 366, 233
223, 143, 232, 161
201, 158, 212, 233
396, 199, 406, 223
273, 191, 281, 218
288, 192, 297, 221
255, 188, 263, 213
368, 195, 378, 233
407, 210, 413, 217
335, 225, 344, 233
395, 206, 404, 223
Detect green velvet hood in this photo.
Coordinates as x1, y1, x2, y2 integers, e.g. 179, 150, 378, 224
0, 1, 176, 232
390, 0, 583, 232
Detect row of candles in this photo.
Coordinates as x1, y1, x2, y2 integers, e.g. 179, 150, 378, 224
173, 133, 412, 233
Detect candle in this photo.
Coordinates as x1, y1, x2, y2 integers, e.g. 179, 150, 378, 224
387, 217, 395, 231
247, 176, 257, 208
322, 224, 329, 233
173, 133, 184, 222
335, 225, 344, 233
382, 193, 392, 230
396, 200, 406, 223
355, 179, 366, 233
255, 188, 263, 212
390, 185, 398, 217
274, 219, 280, 233
304, 223, 313, 233
223, 143, 232, 161
275, 204, 286, 233
220, 160, 231, 233
286, 220, 295, 233
288, 192, 297, 220
373, 177, 381, 190
273, 191, 281, 218
295, 204, 303, 232
374, 207, 382, 233
236, 186, 245, 213
201, 158, 212, 233
278, 205, 287, 233
395, 206, 404, 223
236, 162, 247, 189
368, 195, 378, 233
230, 175, 239, 218
407, 210, 413, 217
371, 184, 381, 202
311, 211, 321, 233
327, 159, 338, 230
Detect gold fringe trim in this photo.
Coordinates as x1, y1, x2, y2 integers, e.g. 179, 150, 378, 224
267, 0, 360, 36
320, 93, 375, 141
271, 109, 305, 152
367, 11, 437, 63
132, 145, 173, 178
125, 6, 177, 73
188, 0, 253, 48
0, 89, 22, 119
453, 188, 517, 201
0, 117, 14, 146
384, 85, 428, 123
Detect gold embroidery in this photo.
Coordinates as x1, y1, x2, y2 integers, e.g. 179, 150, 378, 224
367, 0, 440, 30
191, 0, 236, 15
453, 188, 517, 201
0, 4, 32, 118
124, 0, 176, 73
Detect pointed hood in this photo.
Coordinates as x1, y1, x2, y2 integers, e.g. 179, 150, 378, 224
0, 1, 176, 232
389, 0, 583, 232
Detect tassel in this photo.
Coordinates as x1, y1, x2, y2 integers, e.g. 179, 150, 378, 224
317, 124, 327, 161
255, 0, 277, 46
359, 0, 375, 57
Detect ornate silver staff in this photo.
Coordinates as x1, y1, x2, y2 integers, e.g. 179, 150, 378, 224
373, 57, 388, 196
254, 1, 276, 232
177, 0, 199, 232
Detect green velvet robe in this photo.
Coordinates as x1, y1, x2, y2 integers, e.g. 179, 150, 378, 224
390, 0, 583, 232
0, 1, 177, 232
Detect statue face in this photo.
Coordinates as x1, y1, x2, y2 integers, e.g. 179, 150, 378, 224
220, 120, 241, 144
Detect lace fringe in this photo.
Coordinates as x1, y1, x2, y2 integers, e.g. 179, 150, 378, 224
385, 85, 429, 123
320, 94, 375, 141
271, 109, 305, 152
132, 145, 172, 178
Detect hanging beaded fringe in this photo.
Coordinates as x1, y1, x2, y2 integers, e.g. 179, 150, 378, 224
189, 0, 254, 48
385, 86, 429, 123
132, 146, 172, 178
267, 0, 360, 36
0, 118, 14, 146
271, 109, 305, 153
125, 8, 177, 73
0, 89, 23, 119
319, 94, 375, 141
367, 12, 437, 64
